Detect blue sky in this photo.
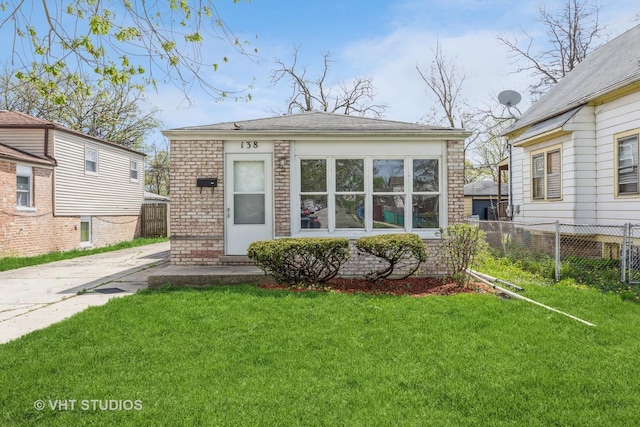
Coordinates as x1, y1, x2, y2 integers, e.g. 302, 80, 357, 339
1, 1, 638, 147
144, 0, 639, 144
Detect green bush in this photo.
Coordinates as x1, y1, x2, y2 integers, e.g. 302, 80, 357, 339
439, 223, 486, 287
247, 237, 350, 285
355, 233, 428, 283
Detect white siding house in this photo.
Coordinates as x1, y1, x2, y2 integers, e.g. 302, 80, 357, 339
504, 24, 640, 226
0, 111, 145, 257
53, 131, 144, 216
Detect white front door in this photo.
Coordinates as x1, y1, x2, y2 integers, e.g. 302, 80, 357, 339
225, 153, 273, 255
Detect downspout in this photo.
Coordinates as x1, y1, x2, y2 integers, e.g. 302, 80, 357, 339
508, 141, 513, 220
44, 126, 58, 218
43, 125, 57, 164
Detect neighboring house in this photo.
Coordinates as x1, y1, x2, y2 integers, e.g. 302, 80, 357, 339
503, 24, 640, 226
464, 181, 508, 220
163, 111, 470, 275
0, 111, 145, 257
144, 191, 170, 204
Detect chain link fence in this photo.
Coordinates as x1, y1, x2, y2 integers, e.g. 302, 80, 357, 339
466, 220, 640, 290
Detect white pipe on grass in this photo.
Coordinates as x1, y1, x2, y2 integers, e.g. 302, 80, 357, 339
466, 269, 596, 327
468, 268, 524, 291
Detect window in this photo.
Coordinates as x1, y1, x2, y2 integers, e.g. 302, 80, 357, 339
546, 150, 561, 198
80, 217, 92, 246
300, 159, 328, 230
532, 154, 545, 199
130, 159, 139, 181
85, 146, 98, 174
298, 156, 441, 233
616, 133, 638, 196
16, 165, 33, 208
531, 147, 561, 200
335, 159, 365, 229
373, 159, 404, 229
412, 159, 440, 228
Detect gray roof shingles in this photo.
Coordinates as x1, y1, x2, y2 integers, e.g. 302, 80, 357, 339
464, 181, 507, 197
173, 111, 459, 132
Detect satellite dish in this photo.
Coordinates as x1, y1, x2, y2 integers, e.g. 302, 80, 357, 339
498, 90, 522, 107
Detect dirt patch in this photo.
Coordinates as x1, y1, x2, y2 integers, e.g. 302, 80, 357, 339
259, 276, 495, 297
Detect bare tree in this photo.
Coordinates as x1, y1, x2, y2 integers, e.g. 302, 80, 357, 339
416, 40, 466, 129
270, 47, 386, 117
417, 41, 520, 184
468, 116, 514, 182
496, 0, 602, 97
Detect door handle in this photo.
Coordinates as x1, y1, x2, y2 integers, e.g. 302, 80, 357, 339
227, 207, 230, 219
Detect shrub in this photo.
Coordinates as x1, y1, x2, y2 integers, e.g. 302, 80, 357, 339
439, 223, 486, 287
355, 233, 428, 283
247, 237, 350, 285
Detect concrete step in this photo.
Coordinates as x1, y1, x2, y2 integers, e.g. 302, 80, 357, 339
219, 255, 254, 265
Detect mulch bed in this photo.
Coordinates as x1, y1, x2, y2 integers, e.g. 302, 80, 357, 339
259, 276, 496, 297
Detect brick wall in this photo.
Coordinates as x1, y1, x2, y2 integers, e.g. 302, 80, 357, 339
274, 140, 291, 237
90, 215, 141, 247
169, 137, 466, 276
169, 139, 225, 265
447, 139, 465, 225
0, 161, 58, 257
0, 159, 141, 257
341, 239, 448, 277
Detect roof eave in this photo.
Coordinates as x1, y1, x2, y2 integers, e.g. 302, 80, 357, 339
161, 129, 472, 141
511, 128, 571, 147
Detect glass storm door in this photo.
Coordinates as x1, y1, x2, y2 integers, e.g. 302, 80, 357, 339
225, 153, 273, 255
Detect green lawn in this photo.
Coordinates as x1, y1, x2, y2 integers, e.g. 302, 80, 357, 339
1, 269, 639, 426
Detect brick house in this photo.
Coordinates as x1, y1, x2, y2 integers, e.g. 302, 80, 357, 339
0, 111, 145, 257
163, 112, 469, 275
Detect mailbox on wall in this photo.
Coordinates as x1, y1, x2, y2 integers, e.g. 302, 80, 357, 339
196, 177, 217, 193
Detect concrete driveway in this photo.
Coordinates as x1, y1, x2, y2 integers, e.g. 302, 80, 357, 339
0, 241, 170, 344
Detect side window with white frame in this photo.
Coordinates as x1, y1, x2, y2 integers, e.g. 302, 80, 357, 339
530, 146, 562, 201
615, 132, 639, 196
16, 165, 33, 208
80, 217, 92, 246
85, 146, 98, 174
130, 159, 139, 182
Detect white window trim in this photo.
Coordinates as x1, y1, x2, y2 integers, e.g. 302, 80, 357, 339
130, 158, 139, 182
530, 145, 562, 201
16, 164, 35, 211
80, 216, 92, 247
614, 129, 639, 198
295, 156, 443, 238
85, 146, 98, 175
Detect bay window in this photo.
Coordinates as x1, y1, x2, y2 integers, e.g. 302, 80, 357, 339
297, 156, 442, 233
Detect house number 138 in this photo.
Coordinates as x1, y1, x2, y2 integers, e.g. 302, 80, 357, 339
241, 141, 258, 149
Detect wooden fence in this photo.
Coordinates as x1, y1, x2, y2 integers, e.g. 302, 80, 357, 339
141, 203, 168, 238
